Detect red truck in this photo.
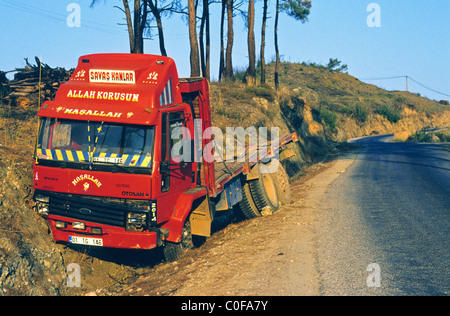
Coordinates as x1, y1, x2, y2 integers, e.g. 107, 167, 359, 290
33, 54, 297, 261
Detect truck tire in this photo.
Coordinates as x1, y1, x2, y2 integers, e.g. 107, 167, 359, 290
248, 167, 279, 213
274, 164, 291, 206
237, 182, 262, 219
163, 220, 193, 262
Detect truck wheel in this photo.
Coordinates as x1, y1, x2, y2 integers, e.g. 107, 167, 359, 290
274, 164, 291, 206
163, 220, 193, 262
248, 169, 279, 212
237, 182, 261, 219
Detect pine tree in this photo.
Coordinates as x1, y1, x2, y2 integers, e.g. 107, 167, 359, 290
275, 0, 311, 90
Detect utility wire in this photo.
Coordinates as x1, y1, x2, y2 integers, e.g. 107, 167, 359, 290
360, 75, 450, 98
360, 75, 406, 81
0, 0, 127, 36
408, 77, 450, 98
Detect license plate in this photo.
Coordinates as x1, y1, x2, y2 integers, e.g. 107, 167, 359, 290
93, 157, 124, 164
69, 236, 103, 247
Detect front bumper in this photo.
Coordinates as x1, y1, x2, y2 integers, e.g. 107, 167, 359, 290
46, 215, 165, 250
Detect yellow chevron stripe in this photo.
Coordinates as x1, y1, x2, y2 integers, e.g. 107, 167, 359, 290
76, 151, 84, 161
142, 156, 152, 167
55, 150, 63, 161
66, 150, 74, 161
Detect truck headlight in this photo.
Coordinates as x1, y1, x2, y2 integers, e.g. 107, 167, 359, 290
34, 194, 50, 203
36, 202, 49, 216
34, 193, 50, 216
126, 212, 147, 232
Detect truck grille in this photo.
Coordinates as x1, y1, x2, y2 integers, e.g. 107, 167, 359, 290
48, 193, 127, 227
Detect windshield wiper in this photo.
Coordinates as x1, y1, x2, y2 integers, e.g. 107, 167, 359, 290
92, 160, 134, 173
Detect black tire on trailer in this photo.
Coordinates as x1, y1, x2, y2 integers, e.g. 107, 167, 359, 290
163, 219, 193, 262
248, 163, 280, 212
237, 181, 262, 219
274, 163, 291, 206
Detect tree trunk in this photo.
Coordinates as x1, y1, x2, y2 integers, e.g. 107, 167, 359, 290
260, 0, 268, 85
188, 0, 200, 77
274, 0, 280, 90
148, 0, 167, 56
199, 0, 211, 80
133, 0, 143, 53
246, 0, 256, 85
199, 2, 206, 78
205, 0, 210, 82
156, 15, 167, 56
122, 0, 135, 53
224, 0, 234, 80
140, 0, 149, 52
218, 0, 226, 81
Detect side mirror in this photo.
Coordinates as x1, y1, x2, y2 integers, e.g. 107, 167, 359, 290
160, 160, 170, 174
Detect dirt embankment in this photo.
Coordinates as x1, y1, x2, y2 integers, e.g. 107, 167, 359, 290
0, 118, 66, 295
335, 108, 450, 141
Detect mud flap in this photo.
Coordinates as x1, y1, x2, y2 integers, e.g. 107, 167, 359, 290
190, 195, 214, 237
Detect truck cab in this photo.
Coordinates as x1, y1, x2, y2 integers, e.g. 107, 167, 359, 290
33, 54, 214, 255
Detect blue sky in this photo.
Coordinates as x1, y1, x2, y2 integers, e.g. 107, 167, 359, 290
1, 0, 449, 101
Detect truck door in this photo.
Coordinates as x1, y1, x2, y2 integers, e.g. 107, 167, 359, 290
158, 111, 193, 222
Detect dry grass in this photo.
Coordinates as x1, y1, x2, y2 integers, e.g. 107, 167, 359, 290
210, 82, 287, 132
393, 131, 413, 142
264, 62, 446, 115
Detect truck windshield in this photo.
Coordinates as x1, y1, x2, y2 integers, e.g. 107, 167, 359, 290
36, 118, 155, 170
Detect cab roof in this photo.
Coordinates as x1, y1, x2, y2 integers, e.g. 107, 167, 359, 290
38, 53, 183, 124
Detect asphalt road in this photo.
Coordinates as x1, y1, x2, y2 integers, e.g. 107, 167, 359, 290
315, 135, 449, 296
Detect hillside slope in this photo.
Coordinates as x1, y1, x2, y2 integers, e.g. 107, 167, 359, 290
0, 116, 66, 295
263, 62, 449, 141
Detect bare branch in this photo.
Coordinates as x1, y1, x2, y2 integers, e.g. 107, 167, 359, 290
113, 5, 126, 14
